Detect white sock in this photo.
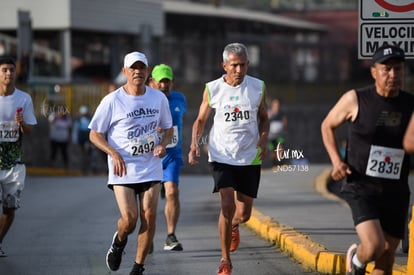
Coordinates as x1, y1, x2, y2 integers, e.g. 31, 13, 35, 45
352, 253, 365, 268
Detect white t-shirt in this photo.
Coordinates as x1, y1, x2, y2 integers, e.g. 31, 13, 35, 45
0, 88, 37, 126
89, 86, 172, 184
0, 88, 37, 143
207, 75, 265, 165
0, 88, 37, 169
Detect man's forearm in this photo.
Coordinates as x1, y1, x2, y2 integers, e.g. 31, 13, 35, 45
159, 127, 173, 148
191, 120, 205, 149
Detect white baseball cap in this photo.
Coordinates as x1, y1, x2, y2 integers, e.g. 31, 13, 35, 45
124, 51, 148, 67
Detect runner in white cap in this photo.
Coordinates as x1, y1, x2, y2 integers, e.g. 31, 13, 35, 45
89, 51, 173, 275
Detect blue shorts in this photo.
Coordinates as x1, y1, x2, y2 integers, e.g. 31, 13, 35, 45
162, 155, 183, 184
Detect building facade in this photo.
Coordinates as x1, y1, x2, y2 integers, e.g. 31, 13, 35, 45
0, 0, 328, 85
1, 0, 163, 83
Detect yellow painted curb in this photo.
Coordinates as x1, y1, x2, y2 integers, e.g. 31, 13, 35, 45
246, 207, 344, 274
365, 262, 407, 275
245, 168, 408, 275
408, 205, 414, 275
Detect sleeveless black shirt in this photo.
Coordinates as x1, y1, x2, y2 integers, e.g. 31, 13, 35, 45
345, 85, 414, 188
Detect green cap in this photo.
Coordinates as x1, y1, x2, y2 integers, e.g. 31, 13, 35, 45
152, 64, 173, 82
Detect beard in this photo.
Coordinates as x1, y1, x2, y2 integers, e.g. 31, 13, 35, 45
159, 87, 169, 94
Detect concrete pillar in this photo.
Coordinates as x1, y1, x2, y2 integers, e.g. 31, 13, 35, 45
61, 30, 71, 83
110, 34, 121, 81
140, 24, 153, 63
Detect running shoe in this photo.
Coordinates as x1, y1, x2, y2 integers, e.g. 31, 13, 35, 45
217, 259, 232, 275
230, 225, 240, 252
164, 233, 183, 251
130, 263, 145, 275
346, 243, 365, 275
0, 245, 6, 257
106, 231, 127, 271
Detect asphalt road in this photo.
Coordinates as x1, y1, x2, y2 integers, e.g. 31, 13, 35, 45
0, 175, 323, 275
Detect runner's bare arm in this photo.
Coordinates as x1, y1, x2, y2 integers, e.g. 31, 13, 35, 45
321, 90, 358, 180
89, 129, 126, 177
189, 88, 211, 165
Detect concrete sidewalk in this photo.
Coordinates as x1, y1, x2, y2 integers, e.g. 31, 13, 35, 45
246, 164, 408, 275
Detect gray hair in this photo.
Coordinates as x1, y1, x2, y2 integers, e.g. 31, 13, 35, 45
223, 43, 248, 63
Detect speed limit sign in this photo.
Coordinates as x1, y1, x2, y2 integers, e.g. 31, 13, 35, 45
359, 0, 414, 59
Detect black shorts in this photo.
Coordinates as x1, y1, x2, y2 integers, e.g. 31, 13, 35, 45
108, 181, 160, 195
209, 162, 261, 198
342, 181, 410, 239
